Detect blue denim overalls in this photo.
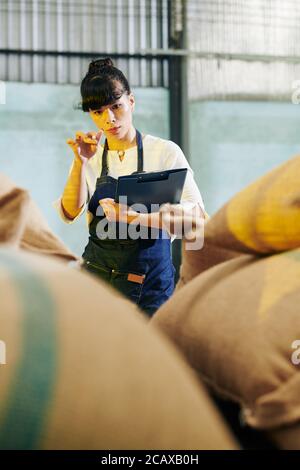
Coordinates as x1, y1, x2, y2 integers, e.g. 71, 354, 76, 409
81, 130, 175, 317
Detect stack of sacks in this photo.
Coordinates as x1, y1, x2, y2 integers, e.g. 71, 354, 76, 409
152, 155, 300, 449
177, 237, 242, 289
0, 247, 237, 450
177, 155, 300, 288
0, 173, 77, 262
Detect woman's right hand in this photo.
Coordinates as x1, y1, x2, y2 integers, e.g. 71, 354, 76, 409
67, 130, 103, 163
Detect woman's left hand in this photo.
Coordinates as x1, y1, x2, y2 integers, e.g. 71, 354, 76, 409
99, 198, 139, 224
159, 203, 205, 238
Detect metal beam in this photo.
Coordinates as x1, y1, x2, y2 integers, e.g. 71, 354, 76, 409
168, 0, 189, 284
0, 48, 178, 60
2, 48, 300, 65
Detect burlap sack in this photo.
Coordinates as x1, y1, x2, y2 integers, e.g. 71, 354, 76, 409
0, 185, 30, 246
152, 249, 300, 445
0, 173, 77, 262
0, 248, 237, 450
177, 238, 241, 290
204, 155, 300, 254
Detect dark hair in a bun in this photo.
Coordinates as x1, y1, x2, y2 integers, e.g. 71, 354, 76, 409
80, 57, 131, 112
87, 57, 114, 74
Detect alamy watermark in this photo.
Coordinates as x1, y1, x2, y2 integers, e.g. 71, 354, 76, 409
0, 80, 6, 105
95, 197, 205, 250
0, 340, 6, 365
291, 340, 300, 365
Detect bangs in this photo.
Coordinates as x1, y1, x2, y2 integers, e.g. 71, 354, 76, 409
80, 77, 124, 112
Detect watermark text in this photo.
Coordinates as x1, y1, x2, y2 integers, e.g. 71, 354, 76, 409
0, 340, 6, 365
291, 340, 300, 365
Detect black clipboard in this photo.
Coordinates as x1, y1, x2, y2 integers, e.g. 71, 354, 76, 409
115, 168, 187, 210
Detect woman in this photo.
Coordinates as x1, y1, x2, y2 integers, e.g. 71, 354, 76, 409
54, 58, 205, 317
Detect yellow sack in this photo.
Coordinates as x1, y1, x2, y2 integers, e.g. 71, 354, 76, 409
205, 155, 300, 254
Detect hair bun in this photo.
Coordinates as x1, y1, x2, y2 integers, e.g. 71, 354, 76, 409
88, 57, 114, 74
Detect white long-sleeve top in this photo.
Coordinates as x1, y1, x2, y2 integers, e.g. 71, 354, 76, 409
53, 134, 205, 233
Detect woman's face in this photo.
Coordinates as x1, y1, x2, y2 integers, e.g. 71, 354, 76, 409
89, 92, 135, 139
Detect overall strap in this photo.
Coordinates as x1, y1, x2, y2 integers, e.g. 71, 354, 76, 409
100, 129, 144, 177
136, 129, 144, 173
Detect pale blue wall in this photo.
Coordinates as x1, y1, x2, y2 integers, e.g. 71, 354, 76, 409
190, 101, 300, 216
0, 82, 169, 256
